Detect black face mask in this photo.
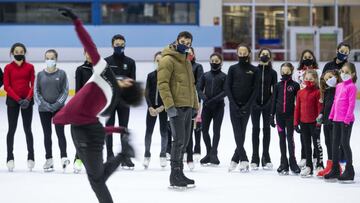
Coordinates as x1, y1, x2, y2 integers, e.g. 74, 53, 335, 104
281, 74, 292, 80
210, 63, 221, 72
302, 59, 313, 67
14, 55, 25, 61
260, 55, 270, 63
238, 56, 248, 64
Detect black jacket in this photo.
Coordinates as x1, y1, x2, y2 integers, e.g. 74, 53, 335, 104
271, 78, 300, 117
192, 61, 204, 101
105, 54, 136, 80
255, 64, 277, 107
226, 62, 260, 110
321, 87, 336, 124
197, 69, 227, 107
145, 70, 163, 108
0, 67, 3, 88
75, 61, 93, 93
322, 57, 347, 74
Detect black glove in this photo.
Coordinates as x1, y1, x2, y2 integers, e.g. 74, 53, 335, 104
295, 125, 301, 134
58, 7, 78, 20
19, 99, 30, 109
121, 134, 135, 158
270, 115, 276, 128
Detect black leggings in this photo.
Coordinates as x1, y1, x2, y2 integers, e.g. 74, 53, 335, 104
201, 104, 224, 156
276, 115, 295, 164
144, 109, 168, 158
39, 111, 67, 159
332, 122, 353, 166
250, 104, 271, 163
185, 120, 202, 162
7, 105, 34, 161
230, 104, 251, 163
323, 121, 345, 161
300, 123, 322, 169
106, 105, 130, 157
300, 128, 323, 161
71, 122, 124, 203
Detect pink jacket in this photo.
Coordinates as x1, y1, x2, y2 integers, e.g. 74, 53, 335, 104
329, 79, 357, 124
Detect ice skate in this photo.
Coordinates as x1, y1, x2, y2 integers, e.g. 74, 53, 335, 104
28, 160, 35, 172
160, 157, 167, 168
263, 162, 273, 170
7, 160, 14, 172
250, 163, 259, 171
43, 158, 54, 172
166, 153, 171, 161
143, 157, 150, 169
277, 164, 289, 176
300, 166, 313, 178
239, 161, 249, 173
61, 158, 70, 171
193, 153, 201, 163
289, 157, 301, 175
200, 154, 211, 166
73, 159, 83, 174
228, 161, 238, 172
298, 159, 306, 169
169, 167, 188, 190
121, 157, 135, 170
338, 165, 355, 184
187, 162, 195, 171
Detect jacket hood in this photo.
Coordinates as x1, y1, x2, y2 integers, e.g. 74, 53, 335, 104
162, 45, 187, 63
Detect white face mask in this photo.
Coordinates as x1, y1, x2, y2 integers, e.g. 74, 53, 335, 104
341, 73, 352, 82
45, 60, 56, 69
154, 62, 159, 70
325, 76, 337, 87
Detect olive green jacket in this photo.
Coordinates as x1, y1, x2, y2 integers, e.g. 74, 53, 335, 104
157, 45, 199, 111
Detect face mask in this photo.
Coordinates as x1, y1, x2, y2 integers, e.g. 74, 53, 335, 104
238, 56, 248, 64
210, 63, 221, 71
341, 73, 352, 81
304, 80, 315, 88
114, 46, 125, 55
303, 59, 313, 67
326, 76, 337, 87
14, 54, 25, 61
337, 52, 348, 61
176, 44, 189, 54
281, 74, 291, 80
260, 55, 270, 63
45, 60, 56, 68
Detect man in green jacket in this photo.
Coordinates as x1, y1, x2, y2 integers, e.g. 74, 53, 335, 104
157, 31, 199, 189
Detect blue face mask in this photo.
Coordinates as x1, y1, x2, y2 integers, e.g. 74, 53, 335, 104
337, 52, 348, 61
176, 44, 189, 54
114, 46, 125, 55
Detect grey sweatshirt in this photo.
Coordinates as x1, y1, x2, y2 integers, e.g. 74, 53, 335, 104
34, 69, 69, 112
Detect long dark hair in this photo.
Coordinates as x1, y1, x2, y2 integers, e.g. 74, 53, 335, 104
343, 62, 358, 83
298, 49, 318, 70
319, 70, 341, 99
258, 47, 272, 68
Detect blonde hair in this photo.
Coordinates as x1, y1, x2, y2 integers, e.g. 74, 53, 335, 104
304, 69, 319, 89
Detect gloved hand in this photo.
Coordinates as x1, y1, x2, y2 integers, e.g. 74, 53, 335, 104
155, 105, 165, 114
270, 115, 276, 128
166, 106, 178, 118
294, 125, 301, 134
19, 99, 30, 109
316, 114, 323, 125
148, 107, 157, 117
58, 7, 78, 20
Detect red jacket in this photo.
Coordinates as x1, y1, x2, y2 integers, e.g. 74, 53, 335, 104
294, 85, 322, 126
4, 61, 35, 102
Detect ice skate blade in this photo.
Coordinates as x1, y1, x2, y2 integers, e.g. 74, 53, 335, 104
278, 171, 289, 176
338, 180, 355, 184
74, 169, 81, 174
324, 178, 338, 183
122, 166, 135, 170
301, 174, 313, 178
239, 169, 249, 173
168, 185, 196, 190
44, 168, 54, 172
263, 167, 273, 171
200, 163, 211, 166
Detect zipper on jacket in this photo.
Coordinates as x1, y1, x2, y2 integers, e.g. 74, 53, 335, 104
261, 65, 265, 105
283, 80, 287, 113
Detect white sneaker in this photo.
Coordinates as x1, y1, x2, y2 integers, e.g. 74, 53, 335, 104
239, 161, 250, 173
298, 159, 306, 168
160, 157, 167, 168
228, 161, 238, 172
263, 162, 273, 170
193, 153, 201, 163
43, 158, 54, 172
143, 157, 150, 169
187, 162, 195, 171
7, 160, 14, 172
61, 157, 70, 170
300, 166, 313, 178
166, 153, 171, 161
250, 163, 259, 171
28, 160, 35, 171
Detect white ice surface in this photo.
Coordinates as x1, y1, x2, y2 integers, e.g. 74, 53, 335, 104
0, 97, 359, 203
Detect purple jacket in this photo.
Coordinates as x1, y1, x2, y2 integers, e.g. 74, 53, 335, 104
329, 79, 357, 124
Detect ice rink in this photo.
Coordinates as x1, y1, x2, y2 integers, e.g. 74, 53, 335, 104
0, 93, 359, 203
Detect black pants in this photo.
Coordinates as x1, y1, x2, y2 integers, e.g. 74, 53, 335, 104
201, 104, 224, 156
144, 109, 168, 158
323, 121, 345, 161
71, 122, 123, 203
230, 104, 251, 163
106, 105, 130, 158
332, 122, 353, 166
250, 104, 271, 163
169, 107, 192, 166
276, 115, 295, 164
39, 111, 67, 159
166, 121, 172, 154
300, 129, 322, 160
300, 123, 322, 169
193, 121, 202, 154
7, 105, 34, 161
